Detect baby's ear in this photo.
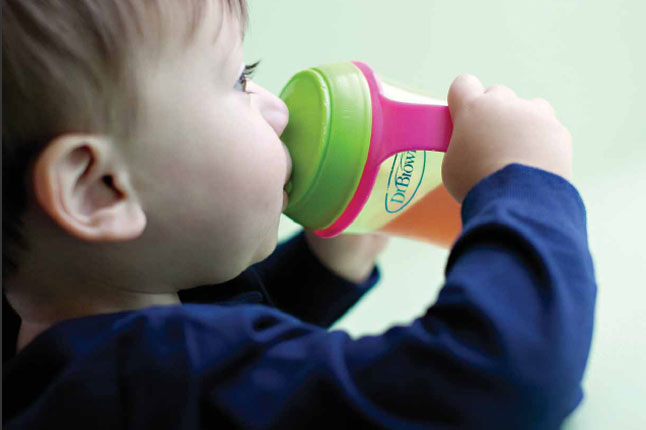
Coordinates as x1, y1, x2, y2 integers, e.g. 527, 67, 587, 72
31, 133, 146, 241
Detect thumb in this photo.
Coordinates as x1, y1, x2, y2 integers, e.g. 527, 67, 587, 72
447, 74, 485, 118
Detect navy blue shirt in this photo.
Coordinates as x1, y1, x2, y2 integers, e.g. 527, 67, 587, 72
2, 164, 597, 429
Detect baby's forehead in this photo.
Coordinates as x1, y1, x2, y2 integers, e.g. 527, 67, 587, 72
127, 2, 247, 123
138, 0, 247, 57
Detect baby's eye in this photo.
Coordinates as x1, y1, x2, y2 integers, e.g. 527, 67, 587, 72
235, 60, 261, 94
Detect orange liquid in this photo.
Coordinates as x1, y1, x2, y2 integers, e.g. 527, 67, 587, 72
378, 184, 462, 247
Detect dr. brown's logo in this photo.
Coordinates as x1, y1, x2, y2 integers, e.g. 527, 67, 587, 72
384, 150, 426, 213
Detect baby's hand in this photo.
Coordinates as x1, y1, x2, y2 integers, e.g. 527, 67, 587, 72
442, 74, 573, 203
304, 231, 390, 284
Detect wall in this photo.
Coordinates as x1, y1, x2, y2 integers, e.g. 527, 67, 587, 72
244, 0, 646, 427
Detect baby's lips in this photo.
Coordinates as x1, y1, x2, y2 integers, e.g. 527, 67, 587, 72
283, 143, 293, 190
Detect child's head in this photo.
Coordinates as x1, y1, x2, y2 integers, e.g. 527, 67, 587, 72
2, 0, 291, 320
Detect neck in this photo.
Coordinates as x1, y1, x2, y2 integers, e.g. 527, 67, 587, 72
17, 321, 53, 352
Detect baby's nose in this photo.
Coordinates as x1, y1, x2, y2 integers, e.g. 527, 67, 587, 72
269, 95, 289, 137
248, 80, 289, 136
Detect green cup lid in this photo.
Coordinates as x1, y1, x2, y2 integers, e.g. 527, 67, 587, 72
279, 61, 372, 230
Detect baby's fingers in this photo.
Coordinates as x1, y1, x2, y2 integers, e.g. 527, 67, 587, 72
529, 98, 556, 116
448, 74, 485, 118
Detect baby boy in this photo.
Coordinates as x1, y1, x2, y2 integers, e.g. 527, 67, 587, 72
2, 1, 596, 428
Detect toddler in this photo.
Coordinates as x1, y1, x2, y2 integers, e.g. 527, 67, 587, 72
2, 0, 596, 429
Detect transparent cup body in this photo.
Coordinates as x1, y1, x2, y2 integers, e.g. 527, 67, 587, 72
342, 77, 462, 247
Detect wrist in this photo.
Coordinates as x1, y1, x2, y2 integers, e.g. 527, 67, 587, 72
304, 232, 377, 284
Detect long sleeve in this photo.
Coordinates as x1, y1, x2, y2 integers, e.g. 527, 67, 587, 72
4, 164, 597, 429
194, 163, 595, 429
251, 230, 381, 328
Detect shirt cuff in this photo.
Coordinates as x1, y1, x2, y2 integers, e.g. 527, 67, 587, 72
460, 163, 586, 226
447, 163, 589, 275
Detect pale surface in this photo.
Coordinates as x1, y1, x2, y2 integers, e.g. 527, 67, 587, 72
244, 1, 646, 427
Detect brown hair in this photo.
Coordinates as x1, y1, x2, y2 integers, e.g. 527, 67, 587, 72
2, 0, 249, 279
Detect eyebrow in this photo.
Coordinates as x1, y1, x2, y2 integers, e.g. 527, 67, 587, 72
212, 3, 246, 44
213, 17, 245, 67
225, 36, 243, 71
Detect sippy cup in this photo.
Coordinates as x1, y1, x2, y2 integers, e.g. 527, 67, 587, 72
279, 61, 461, 248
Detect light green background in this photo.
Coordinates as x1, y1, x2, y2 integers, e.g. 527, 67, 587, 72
244, 0, 646, 427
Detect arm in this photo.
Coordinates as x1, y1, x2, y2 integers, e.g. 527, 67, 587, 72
183, 165, 595, 428
177, 229, 383, 328
251, 230, 382, 328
